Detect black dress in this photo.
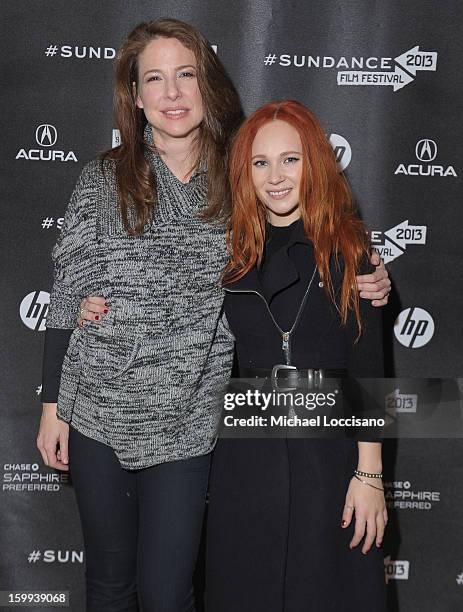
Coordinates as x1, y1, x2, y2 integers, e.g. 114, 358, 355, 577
205, 219, 387, 612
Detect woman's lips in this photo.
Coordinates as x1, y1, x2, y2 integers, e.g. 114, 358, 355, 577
161, 109, 189, 120
266, 188, 292, 200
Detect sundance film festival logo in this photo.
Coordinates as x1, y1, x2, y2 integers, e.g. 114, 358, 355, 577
371, 220, 427, 264
28, 550, 83, 564
3, 463, 68, 492
43, 43, 218, 60
394, 307, 434, 348
395, 139, 457, 177
384, 479, 441, 510
44, 44, 217, 59
20, 291, 50, 331
16, 124, 78, 163
384, 556, 410, 583
264, 45, 437, 92
44, 44, 116, 59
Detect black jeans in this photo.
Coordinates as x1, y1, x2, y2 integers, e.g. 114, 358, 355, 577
69, 426, 210, 612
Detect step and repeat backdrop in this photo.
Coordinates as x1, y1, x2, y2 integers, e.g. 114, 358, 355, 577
1, 1, 463, 610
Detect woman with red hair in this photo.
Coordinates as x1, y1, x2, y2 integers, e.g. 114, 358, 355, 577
206, 100, 387, 611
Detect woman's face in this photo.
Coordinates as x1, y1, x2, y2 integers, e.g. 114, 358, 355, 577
135, 37, 204, 144
251, 119, 303, 226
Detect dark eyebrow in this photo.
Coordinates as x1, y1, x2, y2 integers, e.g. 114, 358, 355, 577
251, 150, 302, 160
142, 64, 197, 78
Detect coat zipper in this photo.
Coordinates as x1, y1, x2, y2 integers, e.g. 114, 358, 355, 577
224, 266, 317, 365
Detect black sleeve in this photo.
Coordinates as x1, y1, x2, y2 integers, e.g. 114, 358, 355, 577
344, 256, 385, 442
41, 328, 73, 403
346, 257, 384, 378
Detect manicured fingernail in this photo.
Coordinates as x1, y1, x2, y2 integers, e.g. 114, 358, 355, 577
95, 315, 100, 321
103, 309, 108, 314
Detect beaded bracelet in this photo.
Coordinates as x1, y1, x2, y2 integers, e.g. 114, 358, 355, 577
355, 469, 382, 479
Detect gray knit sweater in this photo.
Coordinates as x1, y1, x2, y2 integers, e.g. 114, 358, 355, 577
46, 127, 235, 469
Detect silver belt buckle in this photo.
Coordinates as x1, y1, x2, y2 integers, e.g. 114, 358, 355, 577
271, 364, 298, 390
307, 368, 324, 389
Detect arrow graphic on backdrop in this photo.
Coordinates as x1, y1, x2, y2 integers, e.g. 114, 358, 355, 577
395, 46, 438, 75
374, 240, 403, 264
384, 220, 427, 249
337, 66, 413, 91
372, 220, 427, 264
338, 45, 437, 91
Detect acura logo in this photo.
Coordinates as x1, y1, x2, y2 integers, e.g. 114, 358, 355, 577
35, 124, 57, 147
415, 139, 437, 163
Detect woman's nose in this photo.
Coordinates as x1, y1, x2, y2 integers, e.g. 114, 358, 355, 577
165, 78, 180, 100
268, 166, 284, 183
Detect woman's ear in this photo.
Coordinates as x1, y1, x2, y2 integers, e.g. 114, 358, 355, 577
133, 81, 143, 109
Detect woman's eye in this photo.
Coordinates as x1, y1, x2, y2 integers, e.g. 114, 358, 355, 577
253, 160, 267, 167
147, 75, 161, 82
179, 71, 196, 78
284, 156, 300, 164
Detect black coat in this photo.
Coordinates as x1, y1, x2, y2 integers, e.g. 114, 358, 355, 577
224, 219, 384, 377
206, 220, 387, 612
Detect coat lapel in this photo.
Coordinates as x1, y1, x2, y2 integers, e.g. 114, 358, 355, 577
224, 219, 315, 300
223, 265, 264, 294
261, 219, 314, 300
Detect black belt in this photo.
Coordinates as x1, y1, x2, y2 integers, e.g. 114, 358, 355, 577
239, 365, 347, 389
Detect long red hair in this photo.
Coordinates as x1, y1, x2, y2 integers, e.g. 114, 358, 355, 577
224, 100, 370, 334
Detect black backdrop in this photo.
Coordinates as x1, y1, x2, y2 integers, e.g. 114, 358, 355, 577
2, 1, 463, 610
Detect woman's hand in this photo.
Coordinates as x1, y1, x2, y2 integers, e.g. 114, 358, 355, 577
341, 476, 388, 554
77, 296, 108, 326
37, 404, 70, 471
356, 251, 391, 307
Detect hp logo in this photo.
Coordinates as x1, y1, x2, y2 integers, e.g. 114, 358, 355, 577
20, 291, 50, 331
35, 124, 58, 147
394, 307, 434, 348
415, 139, 437, 163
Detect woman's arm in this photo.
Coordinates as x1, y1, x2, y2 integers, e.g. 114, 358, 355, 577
41, 328, 73, 403
37, 162, 98, 470
342, 441, 387, 554
46, 163, 98, 329
38, 329, 73, 468
78, 252, 391, 325
341, 253, 388, 553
